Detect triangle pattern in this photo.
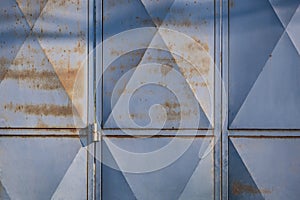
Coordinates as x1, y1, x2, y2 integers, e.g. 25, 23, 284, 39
158, 29, 214, 126
102, 140, 137, 200
229, 0, 285, 126
287, 5, 300, 54
104, 31, 211, 129
268, 0, 299, 27
178, 150, 214, 200
0, 34, 81, 127
103, 49, 147, 127
105, 138, 204, 200
140, 32, 211, 128
228, 140, 265, 200
51, 148, 87, 200
230, 138, 300, 200
33, 0, 87, 102
0, 0, 30, 85
0, 138, 81, 200
16, 0, 48, 28
231, 32, 300, 129
0, 181, 10, 200
103, 0, 156, 39
140, 0, 175, 27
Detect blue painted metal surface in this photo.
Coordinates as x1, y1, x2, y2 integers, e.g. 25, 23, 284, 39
224, 1, 300, 200
228, 137, 300, 200
228, 0, 300, 129
0, 0, 90, 199
0, 131, 87, 200
0, 0, 299, 199
98, 0, 218, 199
0, 0, 88, 128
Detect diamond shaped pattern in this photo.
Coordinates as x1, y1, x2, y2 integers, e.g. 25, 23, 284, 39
229, 0, 300, 129
0, 0, 88, 128
102, 0, 215, 129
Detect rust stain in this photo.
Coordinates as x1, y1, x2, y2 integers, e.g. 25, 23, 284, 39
0, 57, 10, 81
74, 41, 85, 54
232, 181, 272, 195
0, 57, 10, 66
164, 19, 193, 28
4, 102, 74, 117
72, 65, 85, 99
4, 68, 80, 91
190, 37, 210, 52
161, 65, 172, 76
110, 66, 116, 72
37, 119, 49, 128
230, 0, 235, 8
110, 49, 125, 56
174, 38, 211, 87
55, 67, 80, 96
164, 101, 181, 120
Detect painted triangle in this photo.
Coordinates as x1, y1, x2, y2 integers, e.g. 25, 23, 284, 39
229, 139, 265, 199
0, 138, 81, 200
229, 0, 285, 126
105, 138, 203, 200
51, 148, 87, 200
0, 180, 10, 200
32, 0, 88, 124
268, 0, 299, 27
0, 34, 83, 127
102, 140, 137, 199
16, 0, 48, 28
179, 149, 213, 200
103, 0, 156, 39
140, 0, 175, 27
231, 32, 300, 128
158, 29, 214, 126
0, 0, 31, 84
286, 6, 300, 54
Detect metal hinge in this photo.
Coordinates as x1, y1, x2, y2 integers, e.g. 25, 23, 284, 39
90, 122, 101, 142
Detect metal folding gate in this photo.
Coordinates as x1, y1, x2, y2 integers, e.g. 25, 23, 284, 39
0, 0, 299, 199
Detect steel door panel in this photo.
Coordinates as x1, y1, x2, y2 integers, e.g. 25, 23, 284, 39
228, 0, 300, 129
0, 0, 88, 128
101, 0, 215, 129
228, 137, 300, 200
101, 136, 214, 200
0, 135, 87, 200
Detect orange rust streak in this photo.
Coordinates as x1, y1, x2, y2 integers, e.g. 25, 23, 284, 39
4, 103, 74, 117
232, 181, 272, 195
4, 68, 79, 91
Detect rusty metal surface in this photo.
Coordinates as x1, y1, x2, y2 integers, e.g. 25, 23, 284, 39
228, 137, 300, 200
101, 0, 215, 129
1, 0, 299, 199
0, 0, 88, 128
223, 1, 300, 199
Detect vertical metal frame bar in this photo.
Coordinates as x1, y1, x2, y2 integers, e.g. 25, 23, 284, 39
87, 0, 97, 199
95, 0, 103, 199
87, 0, 93, 198
214, 0, 222, 199
221, 0, 229, 199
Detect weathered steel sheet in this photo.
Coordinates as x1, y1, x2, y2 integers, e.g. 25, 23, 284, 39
0, 135, 87, 200
101, 0, 215, 129
228, 0, 300, 129
101, 135, 214, 200
0, 0, 88, 128
228, 137, 300, 200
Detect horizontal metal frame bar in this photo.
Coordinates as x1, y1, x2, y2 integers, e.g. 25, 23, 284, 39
228, 130, 300, 137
